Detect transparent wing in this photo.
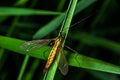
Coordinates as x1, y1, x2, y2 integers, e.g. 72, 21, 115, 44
59, 49, 68, 75
20, 39, 55, 51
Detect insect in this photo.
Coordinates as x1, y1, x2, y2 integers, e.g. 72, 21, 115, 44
20, 34, 68, 75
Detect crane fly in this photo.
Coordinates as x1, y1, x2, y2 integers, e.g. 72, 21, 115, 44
20, 34, 68, 75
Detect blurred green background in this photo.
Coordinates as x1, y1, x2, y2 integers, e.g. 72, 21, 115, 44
0, 0, 120, 80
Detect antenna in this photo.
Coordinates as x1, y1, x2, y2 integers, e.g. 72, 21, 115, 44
71, 13, 95, 27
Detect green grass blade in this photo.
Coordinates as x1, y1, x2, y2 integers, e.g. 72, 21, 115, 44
23, 59, 40, 80
1, 36, 120, 74
17, 55, 29, 80
74, 0, 96, 15
56, 0, 66, 11
90, 0, 111, 31
0, 36, 49, 59
88, 70, 119, 80
60, 0, 78, 38
43, 0, 78, 79
33, 14, 65, 39
78, 33, 120, 54
69, 53, 120, 74
33, 0, 96, 39
14, 0, 28, 6
0, 7, 62, 16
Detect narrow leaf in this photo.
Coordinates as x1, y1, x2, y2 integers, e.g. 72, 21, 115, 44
1, 36, 120, 74
0, 7, 62, 16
